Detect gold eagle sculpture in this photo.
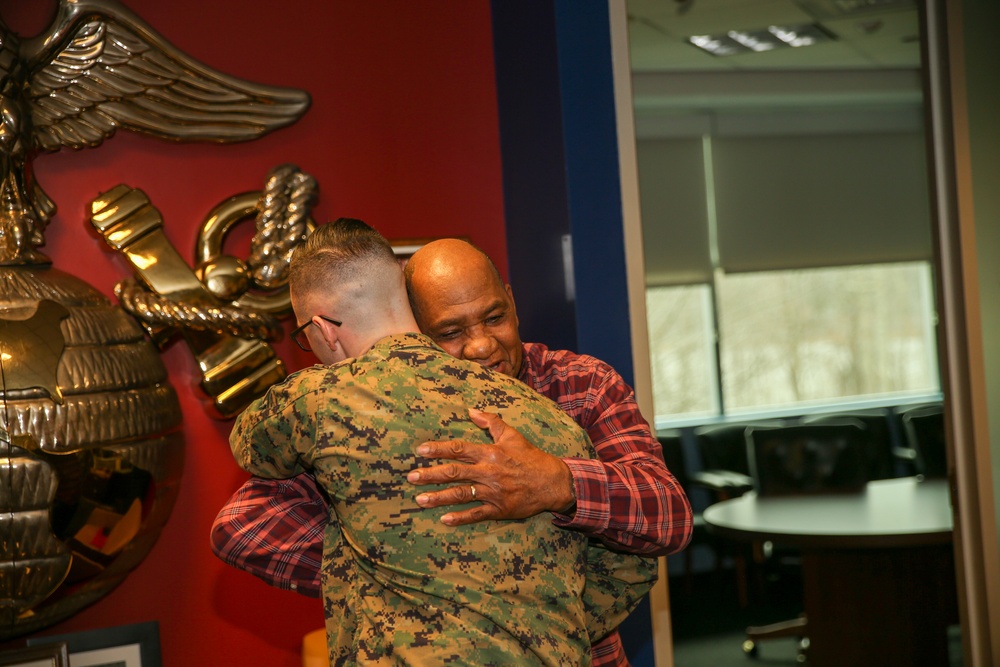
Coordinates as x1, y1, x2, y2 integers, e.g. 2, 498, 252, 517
0, 0, 311, 265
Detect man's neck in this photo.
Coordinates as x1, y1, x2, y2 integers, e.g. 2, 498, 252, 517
346, 317, 421, 357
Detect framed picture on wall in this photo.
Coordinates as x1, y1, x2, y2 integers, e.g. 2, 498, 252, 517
27, 621, 161, 667
392, 237, 434, 258
391, 237, 435, 268
0, 642, 69, 667
391, 237, 467, 268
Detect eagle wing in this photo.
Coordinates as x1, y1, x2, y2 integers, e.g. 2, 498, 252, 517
23, 0, 311, 153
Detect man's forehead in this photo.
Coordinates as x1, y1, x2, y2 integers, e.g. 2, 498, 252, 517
428, 293, 507, 326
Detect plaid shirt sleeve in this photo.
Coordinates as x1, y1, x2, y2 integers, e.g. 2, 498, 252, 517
209, 474, 325, 597
521, 343, 693, 556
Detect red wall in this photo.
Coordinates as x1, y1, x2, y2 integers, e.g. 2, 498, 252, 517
0, 1, 507, 664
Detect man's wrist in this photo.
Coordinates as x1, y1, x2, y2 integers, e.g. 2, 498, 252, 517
554, 459, 577, 514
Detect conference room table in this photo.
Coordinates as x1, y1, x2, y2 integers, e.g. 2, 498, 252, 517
703, 476, 959, 667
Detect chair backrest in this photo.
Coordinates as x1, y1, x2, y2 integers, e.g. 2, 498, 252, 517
746, 420, 869, 496
899, 403, 947, 478
657, 429, 690, 491
801, 409, 897, 481
694, 421, 784, 476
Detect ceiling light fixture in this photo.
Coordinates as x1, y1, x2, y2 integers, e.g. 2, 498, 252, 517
688, 23, 835, 57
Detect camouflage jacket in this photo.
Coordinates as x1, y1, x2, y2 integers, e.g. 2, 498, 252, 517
231, 333, 653, 665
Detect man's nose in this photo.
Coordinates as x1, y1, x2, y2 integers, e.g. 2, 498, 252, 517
462, 328, 496, 362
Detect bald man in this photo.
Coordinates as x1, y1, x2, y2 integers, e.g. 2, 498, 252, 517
214, 236, 692, 666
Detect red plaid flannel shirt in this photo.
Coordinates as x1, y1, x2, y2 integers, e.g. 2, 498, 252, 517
211, 342, 693, 666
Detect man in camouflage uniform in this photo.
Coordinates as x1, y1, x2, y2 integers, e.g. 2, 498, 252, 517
230, 219, 653, 665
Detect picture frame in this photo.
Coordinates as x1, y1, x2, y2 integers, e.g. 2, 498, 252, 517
391, 237, 435, 268
391, 237, 435, 260
27, 621, 161, 667
0, 642, 69, 667
391, 236, 467, 268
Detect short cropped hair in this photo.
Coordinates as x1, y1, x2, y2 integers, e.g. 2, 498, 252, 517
290, 218, 398, 297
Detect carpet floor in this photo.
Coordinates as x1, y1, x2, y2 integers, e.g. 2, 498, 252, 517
666, 568, 964, 667
668, 568, 805, 667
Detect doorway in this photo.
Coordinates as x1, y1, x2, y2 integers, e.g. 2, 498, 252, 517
621, 1, 975, 665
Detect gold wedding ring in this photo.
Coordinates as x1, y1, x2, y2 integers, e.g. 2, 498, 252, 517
470, 484, 477, 500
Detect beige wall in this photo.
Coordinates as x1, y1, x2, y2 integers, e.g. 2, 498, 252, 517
927, 0, 1000, 663
957, 0, 1000, 660
960, 0, 1000, 572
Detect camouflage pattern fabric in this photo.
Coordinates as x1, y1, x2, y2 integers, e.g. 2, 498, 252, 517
581, 538, 658, 647
232, 333, 655, 665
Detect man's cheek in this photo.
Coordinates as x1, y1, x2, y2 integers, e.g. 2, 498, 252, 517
438, 340, 466, 360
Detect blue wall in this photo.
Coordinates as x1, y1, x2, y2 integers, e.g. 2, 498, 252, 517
552, 0, 635, 386
490, 0, 578, 355
491, 2, 654, 664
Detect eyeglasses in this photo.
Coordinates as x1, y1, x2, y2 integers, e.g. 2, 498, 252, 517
290, 315, 342, 352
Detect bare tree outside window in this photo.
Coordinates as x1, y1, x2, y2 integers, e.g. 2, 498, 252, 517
645, 284, 717, 422
646, 262, 940, 426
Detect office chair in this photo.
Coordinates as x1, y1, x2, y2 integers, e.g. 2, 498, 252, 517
692, 422, 784, 500
658, 429, 745, 596
740, 419, 869, 662
690, 421, 783, 607
899, 403, 948, 479
801, 408, 900, 480
657, 430, 700, 593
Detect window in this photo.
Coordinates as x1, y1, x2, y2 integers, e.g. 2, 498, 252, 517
647, 262, 940, 427
646, 284, 718, 422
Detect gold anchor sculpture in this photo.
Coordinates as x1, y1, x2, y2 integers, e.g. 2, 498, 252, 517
90, 164, 317, 419
0, 0, 309, 639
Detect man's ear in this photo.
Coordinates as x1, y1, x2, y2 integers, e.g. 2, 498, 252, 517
314, 315, 341, 351
504, 284, 519, 327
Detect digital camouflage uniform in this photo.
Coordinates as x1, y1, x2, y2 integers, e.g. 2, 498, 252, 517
232, 333, 654, 666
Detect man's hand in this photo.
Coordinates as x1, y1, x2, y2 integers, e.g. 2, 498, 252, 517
407, 408, 576, 526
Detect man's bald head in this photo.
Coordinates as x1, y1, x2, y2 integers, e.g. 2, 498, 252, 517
404, 239, 523, 377
404, 239, 501, 322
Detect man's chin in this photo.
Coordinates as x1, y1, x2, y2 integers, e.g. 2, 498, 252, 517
482, 360, 511, 377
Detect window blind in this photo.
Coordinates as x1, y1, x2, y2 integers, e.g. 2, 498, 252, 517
637, 137, 713, 286
711, 132, 933, 272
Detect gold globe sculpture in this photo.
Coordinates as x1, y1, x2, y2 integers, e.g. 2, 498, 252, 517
0, 0, 309, 639
1, 263, 184, 638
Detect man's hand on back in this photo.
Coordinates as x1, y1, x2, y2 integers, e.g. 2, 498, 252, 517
407, 408, 576, 525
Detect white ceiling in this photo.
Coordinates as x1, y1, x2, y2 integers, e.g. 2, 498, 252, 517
627, 0, 921, 71
626, 0, 924, 120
